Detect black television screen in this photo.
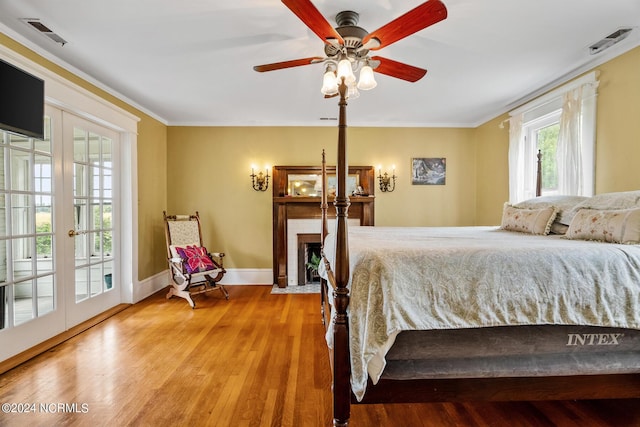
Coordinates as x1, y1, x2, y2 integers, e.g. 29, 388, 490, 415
0, 58, 45, 139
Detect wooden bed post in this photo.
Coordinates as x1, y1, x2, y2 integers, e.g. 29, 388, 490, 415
536, 149, 542, 197
320, 150, 329, 325
333, 78, 351, 427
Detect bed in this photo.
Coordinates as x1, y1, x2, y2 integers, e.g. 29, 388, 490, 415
319, 81, 640, 426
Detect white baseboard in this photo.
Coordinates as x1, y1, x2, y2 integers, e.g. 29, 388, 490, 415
134, 271, 169, 303
133, 269, 273, 302
218, 268, 273, 285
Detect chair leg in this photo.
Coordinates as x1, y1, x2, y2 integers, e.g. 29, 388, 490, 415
219, 284, 229, 300
166, 286, 196, 309
205, 273, 229, 300
166, 272, 228, 308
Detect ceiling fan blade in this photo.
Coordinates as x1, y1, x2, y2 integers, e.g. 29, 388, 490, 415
281, 0, 344, 45
253, 57, 324, 72
362, 0, 447, 50
370, 56, 427, 82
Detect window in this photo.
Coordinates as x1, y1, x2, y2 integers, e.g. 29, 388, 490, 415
508, 71, 599, 203
523, 111, 561, 197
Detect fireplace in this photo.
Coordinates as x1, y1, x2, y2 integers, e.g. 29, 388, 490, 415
286, 219, 323, 287
286, 218, 359, 286
272, 165, 375, 287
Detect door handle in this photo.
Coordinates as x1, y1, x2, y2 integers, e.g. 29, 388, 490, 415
68, 229, 89, 237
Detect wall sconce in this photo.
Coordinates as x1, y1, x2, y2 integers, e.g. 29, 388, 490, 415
250, 165, 270, 192
377, 165, 396, 193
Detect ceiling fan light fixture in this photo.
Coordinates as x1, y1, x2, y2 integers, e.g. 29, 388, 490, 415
255, 2, 448, 99
347, 82, 360, 100
337, 58, 356, 85
357, 65, 377, 90
321, 69, 339, 95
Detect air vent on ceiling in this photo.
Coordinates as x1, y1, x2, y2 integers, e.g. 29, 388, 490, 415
589, 27, 632, 55
21, 18, 67, 46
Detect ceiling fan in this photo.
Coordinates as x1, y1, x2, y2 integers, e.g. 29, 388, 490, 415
253, 0, 448, 96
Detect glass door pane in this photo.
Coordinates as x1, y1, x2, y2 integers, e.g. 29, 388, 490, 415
63, 113, 120, 327
72, 128, 115, 302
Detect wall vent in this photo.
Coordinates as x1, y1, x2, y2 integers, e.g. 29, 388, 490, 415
21, 18, 68, 46
589, 28, 632, 55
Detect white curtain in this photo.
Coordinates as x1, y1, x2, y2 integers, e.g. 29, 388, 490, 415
557, 87, 584, 195
557, 81, 598, 196
508, 113, 525, 203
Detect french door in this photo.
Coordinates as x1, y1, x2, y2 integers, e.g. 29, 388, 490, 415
62, 112, 120, 327
0, 106, 121, 360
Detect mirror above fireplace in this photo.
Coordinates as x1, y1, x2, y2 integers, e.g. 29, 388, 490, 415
287, 173, 359, 197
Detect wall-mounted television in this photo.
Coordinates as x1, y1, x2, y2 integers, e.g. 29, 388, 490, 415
0, 58, 45, 139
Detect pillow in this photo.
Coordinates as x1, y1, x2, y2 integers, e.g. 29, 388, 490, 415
565, 208, 640, 244
175, 245, 215, 273
571, 190, 640, 211
500, 204, 557, 235
514, 195, 589, 226
169, 243, 199, 259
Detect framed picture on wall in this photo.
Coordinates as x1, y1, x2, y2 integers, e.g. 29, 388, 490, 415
411, 157, 446, 185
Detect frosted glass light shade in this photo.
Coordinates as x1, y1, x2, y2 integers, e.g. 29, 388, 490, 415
337, 58, 356, 85
321, 70, 338, 95
347, 82, 359, 100
357, 65, 377, 90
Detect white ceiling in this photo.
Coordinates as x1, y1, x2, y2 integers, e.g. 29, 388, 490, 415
1, 0, 639, 127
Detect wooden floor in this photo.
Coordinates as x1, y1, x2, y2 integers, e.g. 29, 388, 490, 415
1, 285, 639, 427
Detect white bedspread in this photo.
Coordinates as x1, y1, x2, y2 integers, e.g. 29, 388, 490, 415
321, 226, 640, 401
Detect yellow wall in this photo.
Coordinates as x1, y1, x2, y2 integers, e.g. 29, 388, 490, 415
1, 33, 168, 281
167, 126, 476, 268
136, 117, 168, 278
348, 127, 476, 227
593, 46, 640, 192
473, 114, 510, 225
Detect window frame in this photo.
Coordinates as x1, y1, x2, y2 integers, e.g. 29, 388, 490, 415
523, 110, 561, 198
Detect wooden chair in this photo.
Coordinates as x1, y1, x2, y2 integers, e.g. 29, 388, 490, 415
163, 211, 229, 308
